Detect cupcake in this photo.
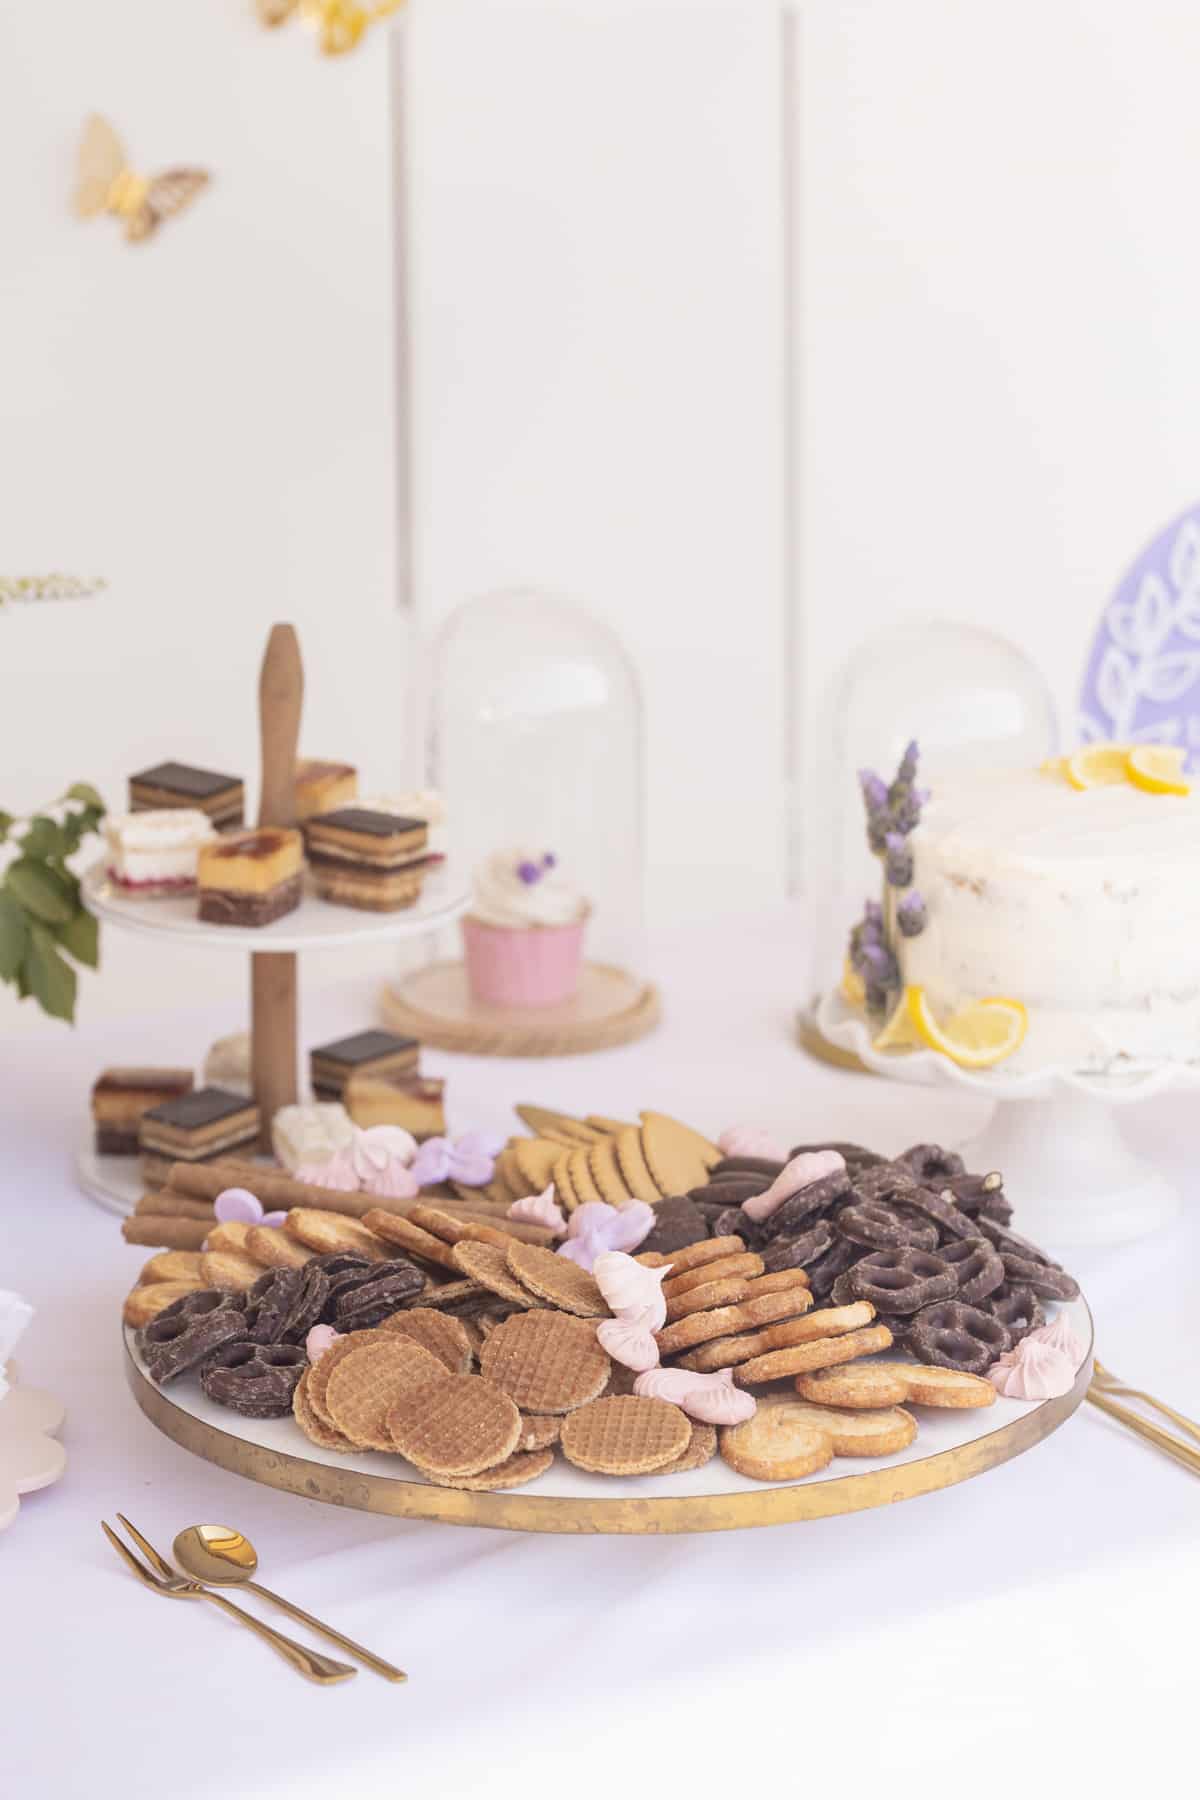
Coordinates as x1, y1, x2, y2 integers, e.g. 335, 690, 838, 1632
461, 849, 588, 1007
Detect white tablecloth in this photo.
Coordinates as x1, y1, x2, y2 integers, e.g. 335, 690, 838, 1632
4, 914, 1197, 1798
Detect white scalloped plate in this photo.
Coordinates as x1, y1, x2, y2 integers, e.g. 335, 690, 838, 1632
0, 1363, 67, 1533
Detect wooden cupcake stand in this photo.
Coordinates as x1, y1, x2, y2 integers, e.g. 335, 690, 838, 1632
77, 625, 471, 1214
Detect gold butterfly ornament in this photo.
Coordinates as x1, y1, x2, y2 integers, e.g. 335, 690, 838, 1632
257, 0, 405, 57
74, 116, 209, 243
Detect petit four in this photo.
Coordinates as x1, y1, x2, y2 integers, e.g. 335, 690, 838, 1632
345, 1073, 446, 1142
128, 761, 244, 829
138, 1086, 261, 1186
294, 758, 358, 822
358, 788, 446, 857
104, 810, 216, 896
91, 1067, 194, 1155
202, 1031, 252, 1097
196, 828, 304, 927
303, 808, 429, 912
309, 1029, 420, 1098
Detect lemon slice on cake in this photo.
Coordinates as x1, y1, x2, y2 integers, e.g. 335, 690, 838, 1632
905, 986, 1027, 1069
1064, 743, 1132, 790
1126, 744, 1191, 796
872, 994, 922, 1052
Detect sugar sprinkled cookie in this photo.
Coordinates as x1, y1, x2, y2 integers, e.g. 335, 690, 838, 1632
199, 1251, 264, 1294
505, 1242, 607, 1318
884, 1363, 997, 1409
720, 1398, 834, 1482
793, 1362, 912, 1409
662, 1253, 764, 1299
654, 1285, 814, 1358
733, 1321, 893, 1386
387, 1372, 521, 1478
479, 1310, 610, 1414
560, 1395, 691, 1475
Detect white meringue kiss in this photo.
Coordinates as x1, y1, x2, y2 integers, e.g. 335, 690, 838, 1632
634, 1365, 757, 1425
989, 1338, 1076, 1400
592, 1252, 671, 1329
509, 1186, 568, 1236
717, 1124, 787, 1162
741, 1149, 846, 1224
596, 1308, 661, 1372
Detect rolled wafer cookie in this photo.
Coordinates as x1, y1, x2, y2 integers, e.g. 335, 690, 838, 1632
122, 1215, 212, 1251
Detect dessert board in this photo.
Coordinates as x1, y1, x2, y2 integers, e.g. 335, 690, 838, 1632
82, 859, 469, 953
382, 960, 660, 1056
124, 1294, 1093, 1534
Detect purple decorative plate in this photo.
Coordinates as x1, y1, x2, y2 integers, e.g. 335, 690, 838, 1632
1078, 503, 1200, 768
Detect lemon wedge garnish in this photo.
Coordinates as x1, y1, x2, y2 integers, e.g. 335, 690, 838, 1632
1126, 744, 1191, 796
905, 986, 1028, 1069
871, 994, 922, 1052
840, 955, 867, 1010
1065, 743, 1133, 790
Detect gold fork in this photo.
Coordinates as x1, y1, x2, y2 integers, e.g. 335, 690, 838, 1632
1086, 1363, 1200, 1478
100, 1515, 357, 1684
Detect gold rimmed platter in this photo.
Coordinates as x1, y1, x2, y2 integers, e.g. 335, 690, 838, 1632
124, 1298, 1093, 1535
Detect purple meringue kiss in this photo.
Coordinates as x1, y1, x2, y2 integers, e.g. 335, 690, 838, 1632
213, 1187, 285, 1229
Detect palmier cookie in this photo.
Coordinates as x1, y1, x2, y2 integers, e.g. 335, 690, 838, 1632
720, 1398, 834, 1482
560, 1395, 691, 1475
452, 1240, 540, 1309
793, 1361, 913, 1409
123, 1280, 203, 1329
881, 1364, 997, 1409
673, 1301, 876, 1373
635, 1235, 744, 1277
293, 1368, 358, 1452
780, 1400, 917, 1457
734, 1321, 893, 1386
245, 1226, 314, 1272
654, 1286, 814, 1359
324, 1338, 448, 1451
387, 1373, 522, 1478
479, 1310, 610, 1414
200, 1251, 264, 1294
284, 1209, 388, 1261
380, 1307, 474, 1373
306, 1328, 395, 1426
505, 1242, 607, 1317
138, 1250, 205, 1287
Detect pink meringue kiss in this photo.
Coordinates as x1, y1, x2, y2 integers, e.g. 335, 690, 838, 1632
509, 1186, 568, 1236
989, 1338, 1076, 1400
596, 1308, 661, 1373
305, 1325, 342, 1363
634, 1365, 757, 1426
592, 1251, 671, 1330
360, 1158, 419, 1201
294, 1147, 360, 1192
717, 1124, 787, 1162
1026, 1310, 1085, 1368
741, 1149, 846, 1224
354, 1124, 418, 1169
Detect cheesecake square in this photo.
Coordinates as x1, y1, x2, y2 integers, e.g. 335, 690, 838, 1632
129, 762, 244, 828
309, 1028, 420, 1098
304, 808, 429, 912
197, 828, 304, 927
345, 1072, 446, 1142
104, 809, 216, 896
92, 1066, 194, 1155
138, 1085, 260, 1185
295, 759, 358, 822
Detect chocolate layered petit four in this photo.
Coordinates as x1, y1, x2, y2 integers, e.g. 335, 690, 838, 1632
344, 1071, 446, 1142
129, 762, 244, 829
104, 809, 216, 896
92, 1067, 194, 1156
294, 758, 358, 822
196, 828, 304, 927
309, 1028, 420, 1100
303, 808, 429, 912
138, 1086, 260, 1186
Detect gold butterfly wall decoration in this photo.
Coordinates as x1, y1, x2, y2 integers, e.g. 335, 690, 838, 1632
74, 116, 209, 244
257, 0, 405, 57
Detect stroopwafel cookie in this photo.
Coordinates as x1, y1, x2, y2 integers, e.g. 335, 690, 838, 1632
380, 1306, 474, 1373
424, 1447, 554, 1491
505, 1242, 607, 1317
656, 1420, 718, 1474
293, 1368, 358, 1453
452, 1240, 538, 1308
387, 1372, 521, 1477
560, 1395, 691, 1475
324, 1338, 448, 1451
306, 1327, 394, 1425
479, 1310, 610, 1414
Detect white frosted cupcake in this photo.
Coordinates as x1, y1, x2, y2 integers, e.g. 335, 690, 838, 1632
461, 849, 588, 1007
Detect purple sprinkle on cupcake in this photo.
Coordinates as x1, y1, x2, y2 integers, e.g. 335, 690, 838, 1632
516, 860, 542, 885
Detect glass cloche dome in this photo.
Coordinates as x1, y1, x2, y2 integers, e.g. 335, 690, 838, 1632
803, 618, 1059, 1023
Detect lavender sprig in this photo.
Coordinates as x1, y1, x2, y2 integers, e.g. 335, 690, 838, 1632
884, 831, 913, 889
896, 890, 927, 937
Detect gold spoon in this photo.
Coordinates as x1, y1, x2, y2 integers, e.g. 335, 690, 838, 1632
173, 1525, 407, 1683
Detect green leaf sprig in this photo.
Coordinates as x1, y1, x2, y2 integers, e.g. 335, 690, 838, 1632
0, 783, 105, 1022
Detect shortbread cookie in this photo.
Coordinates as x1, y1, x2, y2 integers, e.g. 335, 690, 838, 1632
590, 1136, 633, 1207
640, 1112, 720, 1194
325, 1338, 447, 1451
514, 1138, 565, 1193
615, 1126, 663, 1205
794, 1362, 912, 1409
720, 1400, 834, 1481
292, 1368, 358, 1453
123, 1279, 202, 1329
387, 1373, 521, 1478
380, 1307, 475, 1374
200, 1250, 265, 1294
654, 1285, 814, 1358
734, 1322, 894, 1386
551, 1153, 579, 1214
452, 1241, 538, 1308
517, 1414, 561, 1451
306, 1327, 394, 1426
425, 1447, 554, 1490
245, 1226, 314, 1271
560, 1395, 691, 1475
662, 1253, 765, 1299
656, 1420, 718, 1474
779, 1400, 917, 1457
284, 1209, 388, 1261
138, 1250, 206, 1286
505, 1242, 607, 1317
567, 1147, 604, 1208
479, 1310, 611, 1414
885, 1363, 997, 1409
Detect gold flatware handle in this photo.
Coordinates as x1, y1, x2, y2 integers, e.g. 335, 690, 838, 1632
1086, 1385, 1200, 1478
199, 1588, 358, 1684
1090, 1361, 1200, 1445
243, 1578, 406, 1683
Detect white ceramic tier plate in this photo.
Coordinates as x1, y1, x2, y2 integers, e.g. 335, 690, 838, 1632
81, 858, 469, 953
124, 1297, 1092, 1535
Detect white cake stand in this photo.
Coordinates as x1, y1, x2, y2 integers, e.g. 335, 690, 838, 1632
815, 991, 1196, 1247
78, 624, 470, 1214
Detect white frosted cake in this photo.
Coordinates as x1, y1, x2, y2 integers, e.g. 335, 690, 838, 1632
104, 808, 216, 895
896, 768, 1200, 1072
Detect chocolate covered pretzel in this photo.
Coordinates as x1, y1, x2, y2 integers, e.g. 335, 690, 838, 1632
906, 1300, 1011, 1374
847, 1247, 957, 1316
200, 1341, 307, 1417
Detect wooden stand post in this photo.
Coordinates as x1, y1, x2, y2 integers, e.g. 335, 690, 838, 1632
251, 624, 304, 1144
